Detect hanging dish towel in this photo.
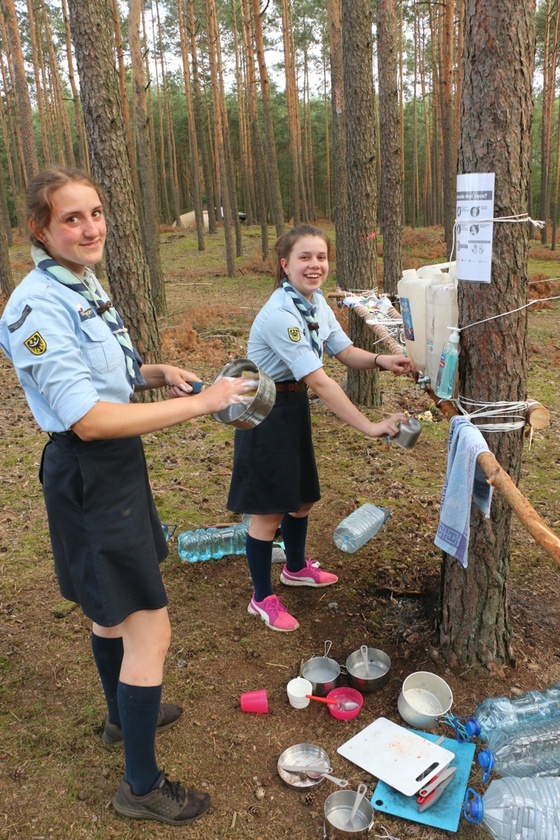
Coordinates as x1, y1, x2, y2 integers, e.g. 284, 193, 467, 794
435, 416, 493, 567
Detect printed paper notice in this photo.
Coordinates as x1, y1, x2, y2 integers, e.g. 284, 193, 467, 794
456, 173, 495, 283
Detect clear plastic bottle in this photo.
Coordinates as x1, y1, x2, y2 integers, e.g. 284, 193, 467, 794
434, 327, 460, 399
177, 523, 248, 562
333, 504, 391, 553
477, 717, 560, 782
465, 682, 560, 741
463, 776, 560, 839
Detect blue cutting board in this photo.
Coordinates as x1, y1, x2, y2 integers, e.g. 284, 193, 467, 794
371, 730, 475, 833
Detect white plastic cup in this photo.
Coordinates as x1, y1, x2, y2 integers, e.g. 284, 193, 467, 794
287, 677, 313, 709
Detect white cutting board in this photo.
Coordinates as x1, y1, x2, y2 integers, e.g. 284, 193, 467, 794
337, 717, 454, 796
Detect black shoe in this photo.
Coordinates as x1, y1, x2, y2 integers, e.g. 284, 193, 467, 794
112, 771, 211, 826
102, 702, 183, 746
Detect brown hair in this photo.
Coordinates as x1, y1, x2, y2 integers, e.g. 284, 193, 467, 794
26, 166, 105, 248
273, 224, 331, 288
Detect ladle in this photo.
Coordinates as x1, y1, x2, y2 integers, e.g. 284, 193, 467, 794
360, 645, 371, 678
305, 694, 359, 711
345, 782, 367, 829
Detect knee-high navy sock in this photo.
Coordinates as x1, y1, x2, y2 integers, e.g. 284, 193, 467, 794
281, 514, 308, 572
91, 633, 123, 726
246, 534, 273, 602
118, 681, 161, 796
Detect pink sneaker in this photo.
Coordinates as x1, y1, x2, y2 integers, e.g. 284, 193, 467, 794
247, 594, 299, 632
280, 558, 338, 588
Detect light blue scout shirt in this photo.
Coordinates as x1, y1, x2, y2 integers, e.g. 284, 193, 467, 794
247, 286, 352, 381
0, 267, 133, 432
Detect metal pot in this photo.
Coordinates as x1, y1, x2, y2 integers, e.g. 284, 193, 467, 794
301, 640, 340, 697
277, 743, 330, 791
345, 647, 391, 693
211, 358, 276, 430
397, 671, 453, 730
323, 789, 374, 838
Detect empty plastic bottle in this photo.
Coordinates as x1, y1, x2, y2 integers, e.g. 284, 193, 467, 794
463, 776, 560, 839
333, 504, 390, 553
178, 523, 248, 562
477, 717, 560, 782
464, 682, 560, 742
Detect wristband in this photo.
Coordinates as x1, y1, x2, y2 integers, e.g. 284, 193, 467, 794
374, 354, 382, 369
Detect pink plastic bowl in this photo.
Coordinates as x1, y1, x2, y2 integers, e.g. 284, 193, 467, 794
326, 686, 363, 720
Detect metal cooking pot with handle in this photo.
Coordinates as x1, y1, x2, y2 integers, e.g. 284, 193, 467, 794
211, 358, 276, 430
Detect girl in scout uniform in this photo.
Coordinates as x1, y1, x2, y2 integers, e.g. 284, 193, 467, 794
0, 167, 256, 827
228, 225, 413, 632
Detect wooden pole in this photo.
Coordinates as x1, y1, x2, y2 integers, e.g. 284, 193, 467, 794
336, 292, 560, 567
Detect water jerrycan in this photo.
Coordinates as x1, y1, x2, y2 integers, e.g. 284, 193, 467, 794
397, 269, 431, 372
422, 262, 458, 389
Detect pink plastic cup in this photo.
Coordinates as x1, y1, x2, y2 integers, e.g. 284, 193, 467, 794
240, 689, 268, 714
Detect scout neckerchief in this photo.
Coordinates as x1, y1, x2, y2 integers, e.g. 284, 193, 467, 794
32, 245, 146, 388
281, 280, 322, 358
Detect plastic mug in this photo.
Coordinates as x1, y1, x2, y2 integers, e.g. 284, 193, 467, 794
287, 677, 313, 709
240, 689, 268, 714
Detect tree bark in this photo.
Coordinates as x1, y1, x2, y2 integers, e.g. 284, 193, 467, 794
377, 0, 403, 296
67, 0, 161, 365
1, 0, 39, 183
327, 0, 349, 285
439, 0, 536, 668
129, 0, 166, 316
252, 0, 285, 236
342, 0, 379, 404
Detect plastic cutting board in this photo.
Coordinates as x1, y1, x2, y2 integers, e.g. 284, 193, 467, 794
337, 717, 454, 796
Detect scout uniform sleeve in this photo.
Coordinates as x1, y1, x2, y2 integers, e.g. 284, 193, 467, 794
5, 295, 100, 429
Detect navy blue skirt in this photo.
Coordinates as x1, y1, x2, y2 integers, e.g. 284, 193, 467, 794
40, 433, 168, 626
227, 390, 320, 515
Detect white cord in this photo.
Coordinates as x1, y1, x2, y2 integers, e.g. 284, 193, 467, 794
456, 396, 528, 432
450, 213, 545, 263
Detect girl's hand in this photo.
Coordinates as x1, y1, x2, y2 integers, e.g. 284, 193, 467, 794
163, 366, 203, 398
376, 354, 416, 376
366, 412, 409, 439
196, 376, 259, 414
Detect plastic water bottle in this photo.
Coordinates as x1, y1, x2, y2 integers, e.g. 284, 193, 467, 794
465, 682, 560, 741
333, 504, 391, 553
434, 327, 460, 399
477, 717, 560, 782
177, 523, 248, 562
463, 777, 560, 839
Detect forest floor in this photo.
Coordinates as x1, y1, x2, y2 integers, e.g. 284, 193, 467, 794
1, 224, 560, 840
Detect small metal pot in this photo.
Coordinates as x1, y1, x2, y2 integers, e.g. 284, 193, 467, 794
211, 358, 276, 430
397, 671, 453, 730
278, 743, 330, 791
323, 789, 374, 838
345, 647, 391, 693
301, 640, 340, 697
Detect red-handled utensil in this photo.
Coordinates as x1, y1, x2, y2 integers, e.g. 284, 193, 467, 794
306, 694, 360, 711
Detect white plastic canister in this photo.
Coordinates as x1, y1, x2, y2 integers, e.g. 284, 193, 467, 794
397, 269, 432, 371
424, 262, 458, 389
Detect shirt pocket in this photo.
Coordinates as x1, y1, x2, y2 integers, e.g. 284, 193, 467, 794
79, 318, 123, 373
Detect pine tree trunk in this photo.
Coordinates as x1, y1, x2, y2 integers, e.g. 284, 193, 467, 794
342, 0, 379, 404
67, 0, 161, 365
326, 0, 350, 286
241, 0, 269, 258
188, 0, 217, 234
251, 0, 285, 236
438, 0, 536, 668
377, 0, 402, 296
0, 188, 14, 296
177, 0, 206, 250
1, 0, 39, 182
129, 0, 166, 316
